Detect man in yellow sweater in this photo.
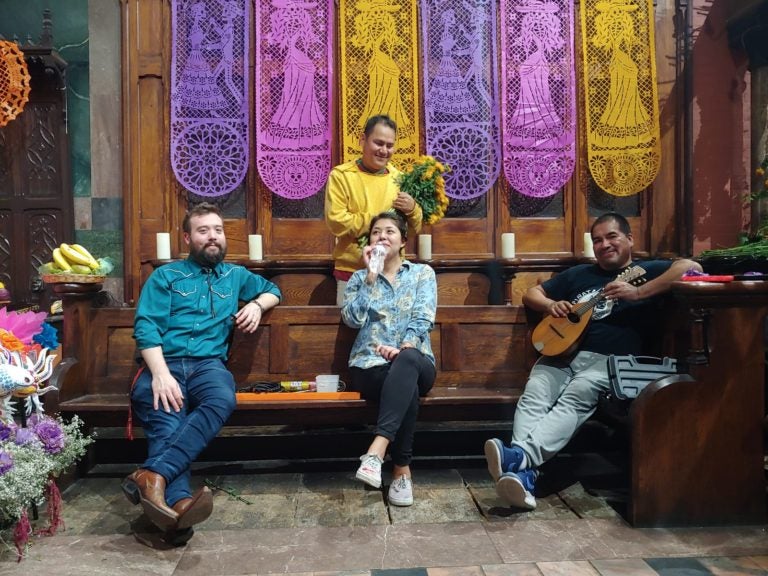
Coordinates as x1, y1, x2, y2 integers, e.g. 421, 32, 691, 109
325, 115, 423, 305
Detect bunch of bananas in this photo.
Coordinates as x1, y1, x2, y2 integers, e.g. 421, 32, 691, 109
46, 243, 100, 275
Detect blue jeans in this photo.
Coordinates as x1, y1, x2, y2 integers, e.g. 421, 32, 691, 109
131, 358, 236, 506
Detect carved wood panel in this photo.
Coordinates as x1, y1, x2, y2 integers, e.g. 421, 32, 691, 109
0, 81, 72, 307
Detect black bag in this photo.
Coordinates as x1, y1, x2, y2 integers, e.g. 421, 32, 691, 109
596, 355, 681, 428
607, 355, 679, 400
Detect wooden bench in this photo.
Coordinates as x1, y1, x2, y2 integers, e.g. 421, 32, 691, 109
45, 277, 768, 528
46, 282, 532, 430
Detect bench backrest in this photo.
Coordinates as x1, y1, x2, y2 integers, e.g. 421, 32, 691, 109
57, 304, 532, 402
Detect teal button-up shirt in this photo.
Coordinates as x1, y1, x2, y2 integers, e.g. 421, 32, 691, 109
134, 258, 281, 360
341, 260, 436, 369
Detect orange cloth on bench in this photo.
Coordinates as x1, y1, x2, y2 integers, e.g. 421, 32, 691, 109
236, 392, 360, 402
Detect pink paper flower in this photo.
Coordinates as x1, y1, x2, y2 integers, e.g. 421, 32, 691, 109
0, 307, 47, 344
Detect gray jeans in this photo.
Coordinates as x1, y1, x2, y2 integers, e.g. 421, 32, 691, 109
512, 351, 610, 468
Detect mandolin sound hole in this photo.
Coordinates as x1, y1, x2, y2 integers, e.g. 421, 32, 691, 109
567, 312, 581, 324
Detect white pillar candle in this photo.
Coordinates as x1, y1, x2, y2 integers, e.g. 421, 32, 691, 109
156, 232, 171, 260
418, 234, 432, 260
501, 233, 516, 259
248, 234, 263, 260
583, 232, 595, 258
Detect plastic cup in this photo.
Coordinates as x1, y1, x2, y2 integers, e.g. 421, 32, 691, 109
315, 374, 339, 393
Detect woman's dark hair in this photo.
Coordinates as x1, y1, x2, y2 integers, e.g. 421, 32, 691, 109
369, 210, 408, 243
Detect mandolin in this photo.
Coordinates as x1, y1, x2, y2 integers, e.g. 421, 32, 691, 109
530, 266, 647, 357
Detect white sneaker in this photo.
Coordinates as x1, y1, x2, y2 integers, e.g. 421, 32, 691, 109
355, 454, 383, 488
388, 474, 413, 506
496, 469, 538, 510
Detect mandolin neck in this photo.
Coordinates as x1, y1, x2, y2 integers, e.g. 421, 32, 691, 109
572, 290, 605, 318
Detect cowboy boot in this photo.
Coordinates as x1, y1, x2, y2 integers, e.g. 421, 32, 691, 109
172, 486, 214, 530
122, 468, 179, 530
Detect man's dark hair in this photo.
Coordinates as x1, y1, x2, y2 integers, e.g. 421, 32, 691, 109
183, 202, 222, 233
369, 210, 408, 242
363, 115, 397, 137
591, 212, 631, 236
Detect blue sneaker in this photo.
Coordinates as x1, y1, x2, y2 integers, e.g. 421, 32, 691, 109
484, 439, 525, 482
496, 469, 538, 510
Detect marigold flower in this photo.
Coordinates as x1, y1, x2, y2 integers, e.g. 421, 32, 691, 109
757, 167, 765, 177
396, 157, 451, 226
0, 330, 25, 352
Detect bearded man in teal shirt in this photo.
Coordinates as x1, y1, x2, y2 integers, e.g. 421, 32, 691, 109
123, 202, 281, 544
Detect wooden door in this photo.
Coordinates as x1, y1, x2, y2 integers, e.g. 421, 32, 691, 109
0, 46, 72, 310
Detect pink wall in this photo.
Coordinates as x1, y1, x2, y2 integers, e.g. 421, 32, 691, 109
690, 0, 751, 254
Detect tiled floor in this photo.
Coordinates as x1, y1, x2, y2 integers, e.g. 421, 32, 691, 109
0, 460, 766, 575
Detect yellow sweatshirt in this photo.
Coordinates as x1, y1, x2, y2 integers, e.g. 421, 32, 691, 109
324, 160, 423, 274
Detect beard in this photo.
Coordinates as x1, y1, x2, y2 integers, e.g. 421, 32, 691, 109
190, 242, 227, 267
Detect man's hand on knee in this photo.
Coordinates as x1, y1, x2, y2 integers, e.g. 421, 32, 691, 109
152, 374, 184, 412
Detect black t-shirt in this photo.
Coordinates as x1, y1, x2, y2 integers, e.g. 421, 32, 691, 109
540, 260, 672, 356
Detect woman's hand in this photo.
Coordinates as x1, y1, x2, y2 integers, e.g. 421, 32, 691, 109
376, 344, 400, 362
362, 244, 374, 266
362, 244, 378, 285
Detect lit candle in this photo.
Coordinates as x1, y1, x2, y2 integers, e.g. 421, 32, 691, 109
583, 232, 595, 258
248, 234, 263, 260
156, 233, 171, 260
501, 233, 516, 259
418, 234, 432, 260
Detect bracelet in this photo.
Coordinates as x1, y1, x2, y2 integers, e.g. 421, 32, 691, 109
251, 300, 265, 314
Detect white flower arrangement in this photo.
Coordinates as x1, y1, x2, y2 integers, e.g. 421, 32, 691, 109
0, 415, 92, 520
0, 305, 93, 559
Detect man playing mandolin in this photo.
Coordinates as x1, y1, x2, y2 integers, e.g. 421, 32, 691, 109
484, 212, 701, 510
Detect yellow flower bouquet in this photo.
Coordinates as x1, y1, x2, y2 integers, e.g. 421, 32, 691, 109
356, 156, 451, 249
396, 155, 451, 225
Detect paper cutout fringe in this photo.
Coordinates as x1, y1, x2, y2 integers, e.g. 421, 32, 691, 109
170, 0, 250, 197
580, 0, 661, 196
0, 41, 31, 128
420, 0, 501, 200
255, 0, 333, 199
339, 0, 420, 168
501, 0, 576, 198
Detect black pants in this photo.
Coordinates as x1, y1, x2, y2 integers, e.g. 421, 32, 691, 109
350, 348, 436, 466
